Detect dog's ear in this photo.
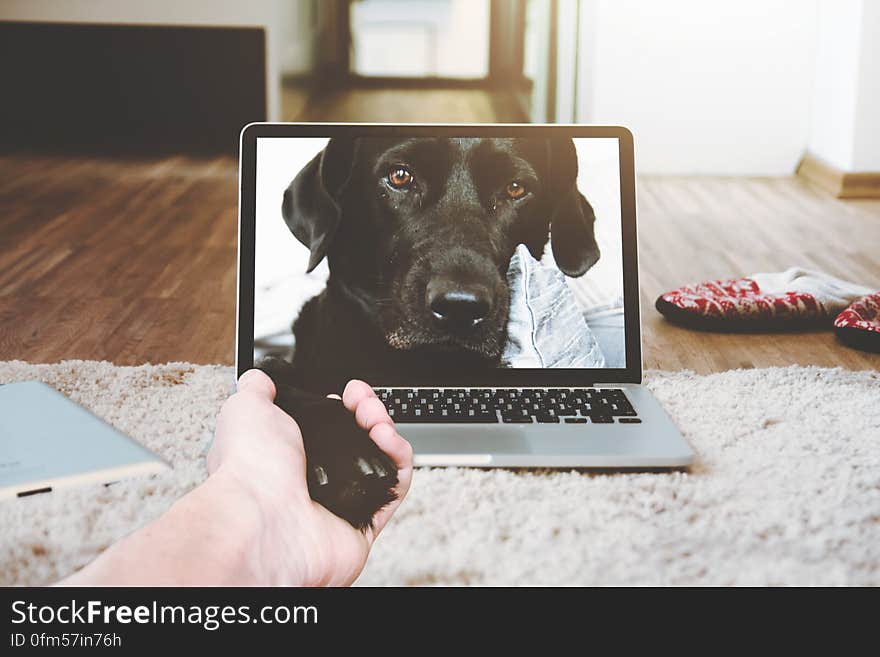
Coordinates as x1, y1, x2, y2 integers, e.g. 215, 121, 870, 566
282, 138, 357, 273
545, 139, 600, 278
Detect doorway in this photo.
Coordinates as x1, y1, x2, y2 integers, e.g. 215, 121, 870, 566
350, 0, 491, 79
284, 0, 537, 122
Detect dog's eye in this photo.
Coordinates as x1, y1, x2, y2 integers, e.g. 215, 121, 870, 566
387, 166, 414, 189
506, 181, 527, 200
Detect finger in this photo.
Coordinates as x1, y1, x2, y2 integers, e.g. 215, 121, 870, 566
342, 379, 376, 412
354, 397, 393, 431
369, 422, 413, 473
368, 423, 414, 535
236, 369, 276, 400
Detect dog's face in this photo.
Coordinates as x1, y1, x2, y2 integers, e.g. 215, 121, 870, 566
282, 137, 600, 361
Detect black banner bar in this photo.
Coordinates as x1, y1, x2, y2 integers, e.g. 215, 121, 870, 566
1, 587, 863, 648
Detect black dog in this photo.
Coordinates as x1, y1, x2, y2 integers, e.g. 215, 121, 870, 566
261, 137, 600, 528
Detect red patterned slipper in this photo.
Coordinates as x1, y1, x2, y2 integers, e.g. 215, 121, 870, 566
656, 267, 875, 331
834, 293, 880, 353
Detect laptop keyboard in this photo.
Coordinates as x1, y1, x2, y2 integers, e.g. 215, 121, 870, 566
373, 388, 640, 424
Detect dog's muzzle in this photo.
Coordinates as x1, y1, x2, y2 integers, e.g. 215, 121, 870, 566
425, 278, 493, 334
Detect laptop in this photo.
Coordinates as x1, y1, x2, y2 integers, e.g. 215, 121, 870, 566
236, 123, 693, 468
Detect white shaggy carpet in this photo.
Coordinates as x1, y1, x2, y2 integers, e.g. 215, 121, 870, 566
1, 360, 878, 586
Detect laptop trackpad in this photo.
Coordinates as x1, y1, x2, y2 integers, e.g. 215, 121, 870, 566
399, 425, 533, 458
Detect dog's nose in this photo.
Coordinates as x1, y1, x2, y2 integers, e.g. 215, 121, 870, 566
426, 281, 492, 331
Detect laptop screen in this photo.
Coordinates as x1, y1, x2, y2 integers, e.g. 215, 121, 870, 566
250, 132, 629, 384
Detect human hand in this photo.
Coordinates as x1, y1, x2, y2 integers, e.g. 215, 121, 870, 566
207, 369, 413, 586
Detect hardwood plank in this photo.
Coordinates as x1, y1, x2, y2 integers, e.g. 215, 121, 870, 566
0, 152, 239, 365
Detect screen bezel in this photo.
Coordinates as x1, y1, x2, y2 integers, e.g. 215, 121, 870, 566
237, 123, 641, 386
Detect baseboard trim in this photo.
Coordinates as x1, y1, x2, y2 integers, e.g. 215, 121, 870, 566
796, 153, 880, 199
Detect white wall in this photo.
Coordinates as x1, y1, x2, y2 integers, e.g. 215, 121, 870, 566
806, 0, 863, 171
279, 0, 318, 77
852, 1, 880, 170
0, 0, 289, 120
805, 0, 880, 172
576, 0, 820, 175
851, 1, 880, 170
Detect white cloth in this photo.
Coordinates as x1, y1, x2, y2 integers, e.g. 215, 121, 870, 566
503, 244, 606, 368
751, 267, 874, 312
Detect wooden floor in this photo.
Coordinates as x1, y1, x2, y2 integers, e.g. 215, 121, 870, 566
0, 154, 239, 364
284, 86, 526, 123
1, 87, 878, 372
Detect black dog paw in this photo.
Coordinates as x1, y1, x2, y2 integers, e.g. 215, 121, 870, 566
269, 375, 398, 530
301, 406, 398, 530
